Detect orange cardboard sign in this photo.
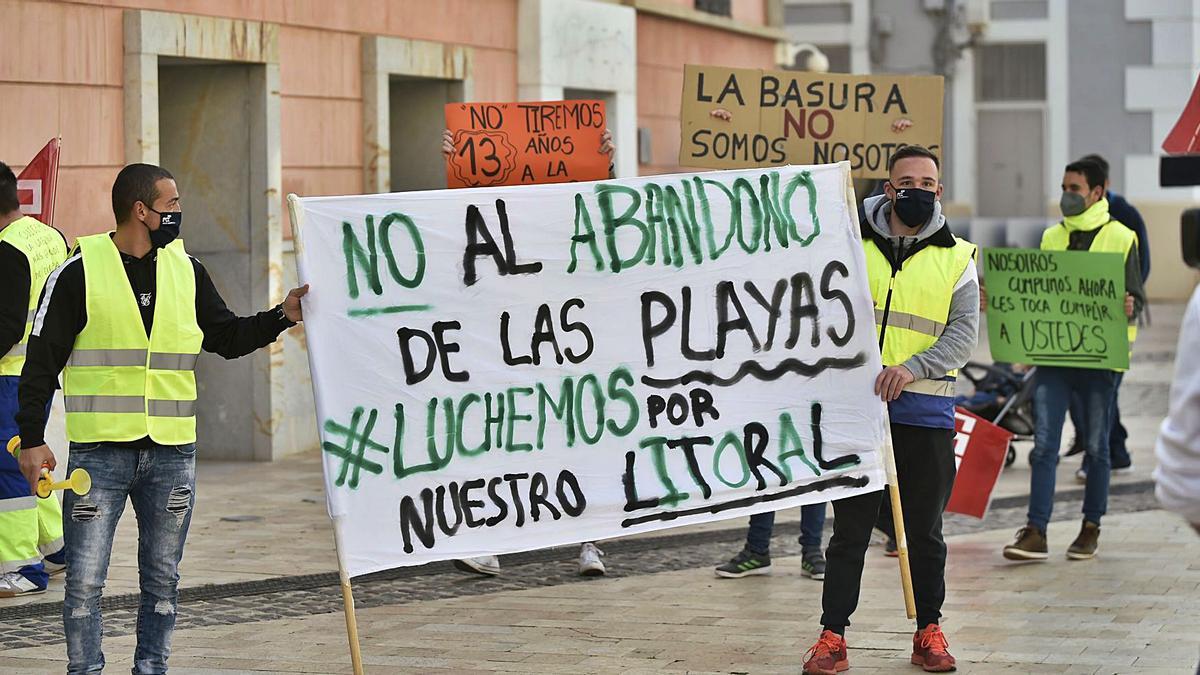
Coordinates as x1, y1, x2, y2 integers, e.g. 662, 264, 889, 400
444, 100, 608, 188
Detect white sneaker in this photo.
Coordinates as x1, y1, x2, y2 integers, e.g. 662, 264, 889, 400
1074, 468, 1087, 483
0, 571, 47, 598
453, 556, 501, 577
578, 542, 606, 576
1112, 464, 1134, 475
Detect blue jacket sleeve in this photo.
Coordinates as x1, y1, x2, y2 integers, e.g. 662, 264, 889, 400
1109, 192, 1150, 282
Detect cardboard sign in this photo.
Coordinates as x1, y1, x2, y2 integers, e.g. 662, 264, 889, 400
679, 65, 944, 179
947, 408, 1012, 519
444, 100, 608, 188
290, 162, 888, 577
983, 248, 1129, 370
17, 138, 60, 228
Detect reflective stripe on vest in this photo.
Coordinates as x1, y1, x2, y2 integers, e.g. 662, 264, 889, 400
66, 349, 199, 370
902, 377, 957, 397
0, 496, 37, 513
0, 216, 68, 376
63, 234, 203, 445
1041, 219, 1139, 354
68, 349, 148, 367
63, 396, 196, 417
864, 234, 977, 428
64, 395, 145, 414
148, 400, 198, 417
873, 308, 946, 338
149, 353, 199, 371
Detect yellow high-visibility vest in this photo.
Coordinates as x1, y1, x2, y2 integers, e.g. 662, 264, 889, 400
1041, 219, 1139, 348
0, 216, 67, 376
864, 232, 977, 427
63, 234, 202, 445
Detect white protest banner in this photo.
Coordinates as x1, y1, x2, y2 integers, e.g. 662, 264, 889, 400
291, 162, 887, 577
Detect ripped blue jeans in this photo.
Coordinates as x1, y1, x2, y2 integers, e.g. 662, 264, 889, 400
62, 442, 196, 675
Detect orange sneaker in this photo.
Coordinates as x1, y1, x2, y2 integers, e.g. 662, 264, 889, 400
802, 630, 849, 674
911, 624, 957, 672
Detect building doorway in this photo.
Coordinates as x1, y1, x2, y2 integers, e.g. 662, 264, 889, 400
976, 108, 1045, 217
158, 59, 265, 460
974, 42, 1048, 218
389, 77, 465, 192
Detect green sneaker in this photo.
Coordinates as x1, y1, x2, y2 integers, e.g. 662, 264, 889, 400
715, 548, 772, 578
801, 550, 826, 581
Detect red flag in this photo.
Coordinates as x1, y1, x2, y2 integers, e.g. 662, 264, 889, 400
946, 408, 1013, 519
16, 138, 61, 228
1162, 72, 1200, 154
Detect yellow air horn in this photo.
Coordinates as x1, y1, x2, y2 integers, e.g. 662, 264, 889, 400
6, 436, 91, 498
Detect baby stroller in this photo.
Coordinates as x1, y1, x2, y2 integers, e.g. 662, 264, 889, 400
955, 362, 1037, 467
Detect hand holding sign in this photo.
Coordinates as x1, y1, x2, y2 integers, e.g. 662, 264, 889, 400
599, 128, 614, 158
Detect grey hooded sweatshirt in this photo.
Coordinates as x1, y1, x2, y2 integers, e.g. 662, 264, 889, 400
861, 193, 980, 381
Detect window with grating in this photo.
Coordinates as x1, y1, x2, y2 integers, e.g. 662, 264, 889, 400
695, 0, 732, 17
975, 43, 1046, 102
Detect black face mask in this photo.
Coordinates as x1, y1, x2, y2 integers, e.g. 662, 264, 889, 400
146, 208, 182, 248
891, 187, 937, 229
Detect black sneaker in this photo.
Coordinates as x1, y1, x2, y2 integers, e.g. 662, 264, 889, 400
885, 537, 898, 557
714, 549, 771, 578
801, 550, 826, 580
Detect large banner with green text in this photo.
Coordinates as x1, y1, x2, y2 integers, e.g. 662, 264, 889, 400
983, 248, 1129, 370
290, 163, 887, 576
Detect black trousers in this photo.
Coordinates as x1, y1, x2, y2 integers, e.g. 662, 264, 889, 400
821, 423, 957, 631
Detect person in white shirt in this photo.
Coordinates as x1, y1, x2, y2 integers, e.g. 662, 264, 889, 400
1154, 285, 1200, 534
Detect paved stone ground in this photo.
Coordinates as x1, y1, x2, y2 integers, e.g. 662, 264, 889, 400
1, 505, 1195, 674
0, 303, 1193, 673
0, 485, 1162, 648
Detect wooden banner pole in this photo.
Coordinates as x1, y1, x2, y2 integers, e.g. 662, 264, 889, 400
842, 158, 916, 619
332, 521, 365, 675
292, 194, 364, 673
881, 419, 917, 620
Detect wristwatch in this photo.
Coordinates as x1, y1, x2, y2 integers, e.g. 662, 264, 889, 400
275, 304, 297, 327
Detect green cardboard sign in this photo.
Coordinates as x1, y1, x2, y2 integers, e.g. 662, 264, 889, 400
983, 248, 1129, 370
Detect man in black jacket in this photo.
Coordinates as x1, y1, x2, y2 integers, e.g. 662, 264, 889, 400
17, 163, 309, 674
